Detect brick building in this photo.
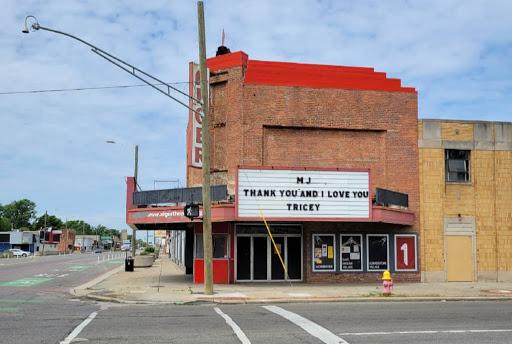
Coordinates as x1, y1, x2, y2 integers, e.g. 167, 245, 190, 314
419, 119, 512, 282
127, 49, 420, 284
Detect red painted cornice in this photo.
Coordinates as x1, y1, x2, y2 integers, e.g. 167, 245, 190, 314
205, 51, 415, 93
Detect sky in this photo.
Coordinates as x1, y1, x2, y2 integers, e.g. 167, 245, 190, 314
1, 1, 510, 238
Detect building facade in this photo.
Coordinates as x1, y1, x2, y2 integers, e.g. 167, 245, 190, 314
127, 49, 420, 284
419, 119, 512, 282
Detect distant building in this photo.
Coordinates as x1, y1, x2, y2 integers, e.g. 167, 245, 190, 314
74, 235, 100, 252
1, 230, 39, 254
121, 229, 128, 242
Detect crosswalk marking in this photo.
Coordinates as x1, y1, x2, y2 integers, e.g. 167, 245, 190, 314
338, 329, 512, 336
263, 305, 348, 344
214, 307, 251, 344
60, 311, 98, 344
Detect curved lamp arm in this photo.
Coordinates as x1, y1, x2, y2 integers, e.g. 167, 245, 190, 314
22, 15, 203, 117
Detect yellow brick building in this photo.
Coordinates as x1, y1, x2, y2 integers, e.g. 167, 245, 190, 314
419, 119, 512, 282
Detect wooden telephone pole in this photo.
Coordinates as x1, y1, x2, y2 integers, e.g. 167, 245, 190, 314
197, 1, 213, 295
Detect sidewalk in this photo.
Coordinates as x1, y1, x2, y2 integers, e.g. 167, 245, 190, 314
72, 255, 512, 304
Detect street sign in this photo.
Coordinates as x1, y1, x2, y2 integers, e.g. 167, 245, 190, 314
184, 204, 200, 220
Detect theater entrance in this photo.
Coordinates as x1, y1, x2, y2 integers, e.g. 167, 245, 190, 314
235, 224, 302, 282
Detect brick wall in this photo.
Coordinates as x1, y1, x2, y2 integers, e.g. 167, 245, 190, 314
188, 53, 420, 283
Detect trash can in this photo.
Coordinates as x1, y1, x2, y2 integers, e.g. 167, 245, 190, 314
125, 257, 134, 272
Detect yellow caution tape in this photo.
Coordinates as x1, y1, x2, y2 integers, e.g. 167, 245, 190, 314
259, 209, 288, 275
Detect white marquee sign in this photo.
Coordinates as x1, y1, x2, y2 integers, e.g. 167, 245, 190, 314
237, 168, 370, 220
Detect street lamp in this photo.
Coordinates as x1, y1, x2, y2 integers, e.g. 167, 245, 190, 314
22, 12, 214, 293
107, 140, 138, 259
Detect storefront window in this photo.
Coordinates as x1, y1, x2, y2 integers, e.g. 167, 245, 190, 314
340, 234, 363, 271
195, 234, 228, 259
312, 234, 335, 272
367, 234, 389, 271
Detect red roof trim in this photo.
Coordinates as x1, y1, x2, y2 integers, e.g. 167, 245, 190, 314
205, 50, 416, 93
207, 51, 248, 72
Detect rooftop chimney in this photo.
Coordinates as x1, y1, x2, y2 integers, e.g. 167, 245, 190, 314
216, 45, 231, 56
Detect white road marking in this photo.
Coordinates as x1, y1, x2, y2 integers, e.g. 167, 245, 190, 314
338, 329, 512, 336
263, 305, 348, 344
60, 311, 98, 344
214, 307, 251, 344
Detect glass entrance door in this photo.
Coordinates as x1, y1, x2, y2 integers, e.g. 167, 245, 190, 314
271, 237, 285, 280
236, 237, 251, 280
236, 234, 302, 282
253, 237, 267, 280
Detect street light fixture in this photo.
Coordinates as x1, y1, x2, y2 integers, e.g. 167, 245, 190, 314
21, 15, 202, 114
22, 12, 214, 293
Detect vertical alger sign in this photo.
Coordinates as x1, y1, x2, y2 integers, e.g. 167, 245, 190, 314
188, 63, 203, 168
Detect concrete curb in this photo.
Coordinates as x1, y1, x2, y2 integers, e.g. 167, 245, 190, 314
70, 265, 124, 297
81, 293, 512, 305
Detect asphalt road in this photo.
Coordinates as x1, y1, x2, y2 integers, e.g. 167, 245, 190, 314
0, 252, 123, 344
1, 256, 511, 344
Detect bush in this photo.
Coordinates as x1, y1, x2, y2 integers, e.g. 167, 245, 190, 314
144, 247, 155, 253
140, 251, 149, 256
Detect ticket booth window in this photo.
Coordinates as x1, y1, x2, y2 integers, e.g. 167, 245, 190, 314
195, 234, 228, 258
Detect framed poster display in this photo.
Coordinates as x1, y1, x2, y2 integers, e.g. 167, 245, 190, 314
395, 234, 417, 271
312, 234, 335, 272
367, 234, 389, 271
340, 234, 363, 271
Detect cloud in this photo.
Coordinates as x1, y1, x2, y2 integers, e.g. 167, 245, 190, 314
1, 0, 510, 232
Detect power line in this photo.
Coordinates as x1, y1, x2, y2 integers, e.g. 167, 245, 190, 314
0, 82, 190, 95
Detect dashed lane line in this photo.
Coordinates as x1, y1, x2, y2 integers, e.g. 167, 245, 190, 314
263, 305, 349, 344
214, 307, 252, 344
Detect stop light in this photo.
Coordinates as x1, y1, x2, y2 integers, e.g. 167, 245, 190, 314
184, 204, 200, 220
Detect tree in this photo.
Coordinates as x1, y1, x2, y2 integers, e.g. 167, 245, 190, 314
66, 220, 93, 235
2, 199, 37, 229
0, 217, 12, 232
108, 228, 121, 238
32, 214, 63, 231
94, 225, 108, 237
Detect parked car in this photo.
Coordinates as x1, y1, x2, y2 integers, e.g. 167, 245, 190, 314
94, 248, 102, 253
10, 249, 31, 257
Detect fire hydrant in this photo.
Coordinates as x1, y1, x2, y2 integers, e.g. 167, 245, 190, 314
382, 270, 393, 296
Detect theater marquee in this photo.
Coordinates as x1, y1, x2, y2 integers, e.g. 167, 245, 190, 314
236, 167, 370, 220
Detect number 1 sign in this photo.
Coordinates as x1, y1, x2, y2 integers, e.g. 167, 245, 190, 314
395, 235, 417, 271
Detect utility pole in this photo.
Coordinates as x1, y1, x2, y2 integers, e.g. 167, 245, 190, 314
133, 144, 138, 259
82, 222, 85, 253
198, 1, 213, 295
